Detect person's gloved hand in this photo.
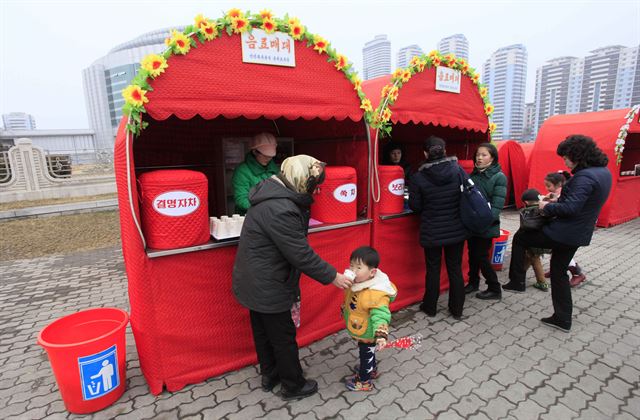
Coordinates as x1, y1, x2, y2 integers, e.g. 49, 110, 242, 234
375, 337, 387, 351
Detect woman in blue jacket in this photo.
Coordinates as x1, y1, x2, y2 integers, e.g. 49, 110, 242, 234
505, 135, 612, 332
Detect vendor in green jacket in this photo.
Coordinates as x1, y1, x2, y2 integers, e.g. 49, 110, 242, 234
232, 132, 279, 214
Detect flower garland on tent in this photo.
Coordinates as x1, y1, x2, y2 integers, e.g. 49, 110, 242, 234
121, 9, 368, 136
370, 50, 496, 138
614, 104, 640, 165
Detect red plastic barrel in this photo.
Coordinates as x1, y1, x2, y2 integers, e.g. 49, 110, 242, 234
311, 166, 357, 223
491, 229, 510, 271
138, 169, 209, 249
378, 165, 405, 214
37, 308, 129, 414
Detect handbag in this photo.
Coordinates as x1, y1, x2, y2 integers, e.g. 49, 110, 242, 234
520, 207, 548, 230
458, 168, 493, 234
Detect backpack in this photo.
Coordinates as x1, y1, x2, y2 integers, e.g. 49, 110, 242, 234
457, 167, 493, 234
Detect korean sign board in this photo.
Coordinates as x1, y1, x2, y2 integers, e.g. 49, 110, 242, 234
241, 29, 296, 67
435, 66, 461, 94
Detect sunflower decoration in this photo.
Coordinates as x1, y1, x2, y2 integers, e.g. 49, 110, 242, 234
489, 122, 497, 134
485, 104, 495, 116
141, 54, 168, 78
312, 35, 329, 54
123, 10, 369, 135
168, 30, 191, 55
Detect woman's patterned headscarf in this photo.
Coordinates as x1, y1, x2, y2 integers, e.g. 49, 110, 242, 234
280, 155, 326, 194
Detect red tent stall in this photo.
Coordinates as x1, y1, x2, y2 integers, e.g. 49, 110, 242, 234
529, 107, 640, 227
362, 52, 492, 309
113, 12, 372, 394
494, 140, 528, 208
520, 142, 534, 173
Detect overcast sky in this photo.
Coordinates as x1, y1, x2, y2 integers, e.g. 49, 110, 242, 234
1, 0, 638, 129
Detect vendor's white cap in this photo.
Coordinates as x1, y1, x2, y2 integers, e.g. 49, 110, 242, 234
250, 132, 277, 158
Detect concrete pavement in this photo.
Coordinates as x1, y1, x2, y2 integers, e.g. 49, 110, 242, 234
1, 210, 638, 419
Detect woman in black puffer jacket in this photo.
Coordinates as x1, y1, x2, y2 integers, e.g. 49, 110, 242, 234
409, 136, 469, 319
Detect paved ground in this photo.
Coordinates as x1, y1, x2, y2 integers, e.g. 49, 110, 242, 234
1, 210, 639, 419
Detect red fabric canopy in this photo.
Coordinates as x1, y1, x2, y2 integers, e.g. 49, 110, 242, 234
145, 34, 363, 122
520, 142, 534, 172
529, 108, 640, 227
495, 140, 529, 208
362, 69, 489, 133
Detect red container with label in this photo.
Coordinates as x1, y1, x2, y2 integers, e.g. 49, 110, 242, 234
138, 169, 209, 249
378, 165, 405, 214
310, 166, 357, 223
491, 229, 510, 271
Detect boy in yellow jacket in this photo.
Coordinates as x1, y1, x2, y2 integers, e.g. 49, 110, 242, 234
342, 246, 397, 391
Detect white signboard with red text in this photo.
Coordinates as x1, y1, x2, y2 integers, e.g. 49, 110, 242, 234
387, 178, 405, 196
333, 183, 357, 203
435, 66, 461, 93
153, 191, 200, 217
241, 29, 296, 67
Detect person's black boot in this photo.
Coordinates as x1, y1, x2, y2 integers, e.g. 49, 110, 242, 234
541, 316, 571, 333
464, 283, 479, 294
476, 290, 501, 300
281, 379, 318, 401
502, 282, 525, 293
261, 375, 280, 392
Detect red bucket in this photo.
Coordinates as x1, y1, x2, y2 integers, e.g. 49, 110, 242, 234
378, 165, 405, 214
311, 166, 357, 223
491, 229, 510, 271
37, 308, 129, 414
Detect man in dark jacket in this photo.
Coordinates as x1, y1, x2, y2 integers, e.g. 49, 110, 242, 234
232, 154, 352, 401
505, 135, 612, 332
409, 136, 469, 319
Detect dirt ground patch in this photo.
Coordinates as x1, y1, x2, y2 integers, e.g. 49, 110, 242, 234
0, 193, 117, 211
0, 211, 121, 261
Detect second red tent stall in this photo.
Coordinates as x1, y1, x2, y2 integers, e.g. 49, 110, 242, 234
113, 11, 373, 394
528, 107, 640, 227
362, 52, 493, 309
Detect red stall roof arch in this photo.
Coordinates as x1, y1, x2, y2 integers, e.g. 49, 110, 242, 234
362, 69, 489, 133
142, 34, 364, 123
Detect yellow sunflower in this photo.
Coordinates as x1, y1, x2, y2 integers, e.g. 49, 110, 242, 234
122, 85, 148, 107
261, 17, 276, 34
360, 98, 373, 113
353, 78, 362, 91
200, 21, 218, 41
313, 36, 328, 54
231, 16, 249, 33
289, 23, 304, 40
169, 30, 191, 54
259, 9, 273, 20
335, 54, 348, 71
141, 54, 168, 78
485, 104, 495, 115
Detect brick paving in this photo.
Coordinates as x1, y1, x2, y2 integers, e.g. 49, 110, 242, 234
1, 210, 639, 419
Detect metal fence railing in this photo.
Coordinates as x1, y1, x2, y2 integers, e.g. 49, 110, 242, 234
0, 151, 10, 184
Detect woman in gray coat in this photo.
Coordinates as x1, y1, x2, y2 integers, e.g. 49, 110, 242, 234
232, 155, 352, 401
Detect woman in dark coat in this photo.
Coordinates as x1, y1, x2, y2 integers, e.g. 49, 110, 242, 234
232, 155, 352, 400
505, 135, 612, 332
409, 136, 468, 319
464, 143, 507, 300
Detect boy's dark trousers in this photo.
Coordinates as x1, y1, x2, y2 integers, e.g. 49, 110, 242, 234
467, 236, 501, 293
508, 228, 578, 326
423, 241, 465, 316
249, 310, 306, 392
358, 342, 376, 381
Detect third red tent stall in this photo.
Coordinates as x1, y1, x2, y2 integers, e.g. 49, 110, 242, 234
529, 107, 640, 227
494, 140, 529, 208
362, 52, 493, 309
113, 10, 372, 394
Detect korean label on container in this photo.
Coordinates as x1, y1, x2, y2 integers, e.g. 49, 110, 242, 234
435, 66, 461, 93
78, 345, 119, 400
153, 191, 200, 217
388, 178, 405, 196
333, 183, 357, 203
241, 29, 295, 67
